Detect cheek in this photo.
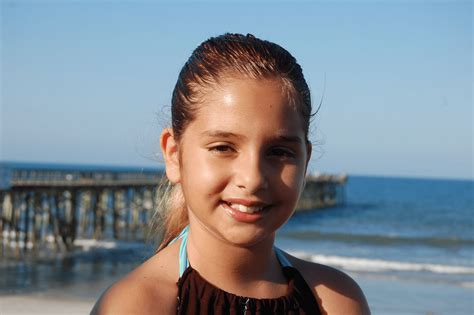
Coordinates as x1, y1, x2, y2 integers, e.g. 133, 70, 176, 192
279, 166, 306, 195
181, 153, 229, 195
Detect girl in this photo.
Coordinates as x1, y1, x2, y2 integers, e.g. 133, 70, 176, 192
92, 33, 370, 315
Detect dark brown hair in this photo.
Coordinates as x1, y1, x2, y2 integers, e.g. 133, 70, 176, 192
156, 33, 312, 250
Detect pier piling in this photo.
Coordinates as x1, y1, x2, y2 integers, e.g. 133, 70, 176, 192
0, 162, 346, 256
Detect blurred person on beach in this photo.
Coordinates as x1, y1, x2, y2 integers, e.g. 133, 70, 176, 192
91, 33, 370, 315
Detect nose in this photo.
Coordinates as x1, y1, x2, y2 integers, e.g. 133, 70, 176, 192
234, 151, 268, 193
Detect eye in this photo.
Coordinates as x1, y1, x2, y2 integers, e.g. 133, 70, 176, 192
268, 147, 296, 159
208, 144, 235, 155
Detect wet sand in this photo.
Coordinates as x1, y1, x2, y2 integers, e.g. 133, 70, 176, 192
0, 294, 95, 315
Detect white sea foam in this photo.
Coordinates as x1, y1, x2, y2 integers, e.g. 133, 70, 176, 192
74, 239, 117, 251
289, 251, 474, 275
73, 239, 144, 252
460, 282, 474, 289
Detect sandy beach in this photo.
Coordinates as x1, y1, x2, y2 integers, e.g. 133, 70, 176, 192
0, 294, 95, 315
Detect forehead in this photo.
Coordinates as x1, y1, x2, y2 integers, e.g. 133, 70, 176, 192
187, 78, 306, 137
206, 76, 297, 106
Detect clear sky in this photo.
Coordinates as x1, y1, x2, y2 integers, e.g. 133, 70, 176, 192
1, 0, 472, 180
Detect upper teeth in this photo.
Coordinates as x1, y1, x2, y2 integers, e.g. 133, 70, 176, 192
228, 203, 264, 214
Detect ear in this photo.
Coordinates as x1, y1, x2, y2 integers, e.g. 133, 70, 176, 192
304, 141, 312, 173
160, 128, 181, 183
301, 141, 312, 191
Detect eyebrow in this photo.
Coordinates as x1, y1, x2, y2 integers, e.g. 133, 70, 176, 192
201, 130, 303, 143
275, 134, 303, 144
201, 130, 247, 139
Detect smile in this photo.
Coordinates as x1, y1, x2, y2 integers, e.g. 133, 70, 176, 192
221, 201, 267, 223
226, 202, 265, 214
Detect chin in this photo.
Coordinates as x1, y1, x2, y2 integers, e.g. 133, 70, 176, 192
189, 211, 280, 248
217, 224, 276, 248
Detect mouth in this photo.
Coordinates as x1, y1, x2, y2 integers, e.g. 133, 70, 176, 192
223, 201, 266, 214
221, 199, 270, 223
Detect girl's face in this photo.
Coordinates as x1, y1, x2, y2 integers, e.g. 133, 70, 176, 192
164, 78, 311, 247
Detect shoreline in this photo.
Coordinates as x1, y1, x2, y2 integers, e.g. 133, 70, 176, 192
0, 293, 95, 315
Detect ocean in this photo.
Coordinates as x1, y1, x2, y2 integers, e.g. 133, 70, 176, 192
277, 176, 474, 314
1, 175, 473, 314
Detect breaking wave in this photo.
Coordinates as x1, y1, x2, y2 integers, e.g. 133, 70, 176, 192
290, 251, 474, 275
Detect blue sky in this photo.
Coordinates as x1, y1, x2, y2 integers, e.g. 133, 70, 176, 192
1, 1, 472, 179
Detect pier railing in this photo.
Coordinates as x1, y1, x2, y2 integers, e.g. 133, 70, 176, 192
0, 162, 346, 256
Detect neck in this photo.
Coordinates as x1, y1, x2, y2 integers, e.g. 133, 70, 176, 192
185, 219, 281, 287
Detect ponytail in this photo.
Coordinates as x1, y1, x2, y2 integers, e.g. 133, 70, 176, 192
151, 176, 188, 252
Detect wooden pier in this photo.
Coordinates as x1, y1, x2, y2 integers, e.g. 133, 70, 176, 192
0, 162, 346, 256
298, 173, 347, 210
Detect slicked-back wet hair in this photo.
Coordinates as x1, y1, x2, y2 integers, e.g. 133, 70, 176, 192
155, 33, 312, 250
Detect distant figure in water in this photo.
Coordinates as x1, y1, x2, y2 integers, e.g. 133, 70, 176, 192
91, 33, 370, 315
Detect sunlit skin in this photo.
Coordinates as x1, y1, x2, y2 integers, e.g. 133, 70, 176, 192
179, 78, 310, 246
91, 77, 371, 315
163, 77, 311, 296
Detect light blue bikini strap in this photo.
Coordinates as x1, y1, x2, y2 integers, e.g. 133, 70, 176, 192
169, 225, 190, 277
171, 225, 292, 278
168, 225, 188, 245
274, 246, 293, 268
178, 228, 190, 276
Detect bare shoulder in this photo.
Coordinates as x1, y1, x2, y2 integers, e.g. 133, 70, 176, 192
288, 253, 371, 315
90, 243, 180, 315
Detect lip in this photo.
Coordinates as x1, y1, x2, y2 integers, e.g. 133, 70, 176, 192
223, 198, 268, 207
221, 199, 269, 223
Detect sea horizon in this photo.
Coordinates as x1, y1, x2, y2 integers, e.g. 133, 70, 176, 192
1, 159, 472, 182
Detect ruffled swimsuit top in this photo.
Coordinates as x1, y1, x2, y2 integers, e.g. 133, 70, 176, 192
172, 226, 322, 315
